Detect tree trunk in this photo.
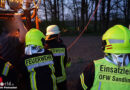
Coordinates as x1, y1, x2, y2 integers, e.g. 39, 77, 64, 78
126, 0, 130, 27
73, 0, 77, 30
61, 0, 64, 22
43, 0, 48, 23
85, 0, 88, 24
54, 0, 57, 22
94, 0, 98, 32
48, 0, 53, 22
81, 0, 85, 29
106, 0, 111, 29
101, 0, 106, 32
75, 1, 80, 29
99, 9, 102, 33
57, 0, 60, 21
116, 0, 119, 24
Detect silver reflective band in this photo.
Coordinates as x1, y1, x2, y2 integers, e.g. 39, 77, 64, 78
53, 53, 65, 56
98, 82, 101, 90
109, 39, 124, 44
2, 63, 10, 76
27, 61, 54, 71
80, 73, 88, 90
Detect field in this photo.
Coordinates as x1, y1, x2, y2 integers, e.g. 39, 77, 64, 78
62, 35, 104, 90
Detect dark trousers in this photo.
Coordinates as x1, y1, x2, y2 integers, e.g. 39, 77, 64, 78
57, 80, 67, 90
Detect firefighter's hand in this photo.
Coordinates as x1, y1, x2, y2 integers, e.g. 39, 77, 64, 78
68, 57, 71, 62
66, 57, 71, 68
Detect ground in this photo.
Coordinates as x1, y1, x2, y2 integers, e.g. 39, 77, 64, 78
62, 35, 104, 90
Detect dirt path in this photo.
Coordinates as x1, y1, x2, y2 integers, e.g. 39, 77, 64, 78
62, 35, 104, 90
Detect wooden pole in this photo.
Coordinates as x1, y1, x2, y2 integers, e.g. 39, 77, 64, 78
35, 9, 39, 29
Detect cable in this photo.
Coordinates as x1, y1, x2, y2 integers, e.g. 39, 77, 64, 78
67, 0, 102, 51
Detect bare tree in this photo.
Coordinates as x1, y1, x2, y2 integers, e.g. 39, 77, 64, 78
57, 0, 60, 21
47, 0, 54, 21
75, 0, 80, 29
128, 0, 130, 27
121, 0, 130, 27
73, 0, 77, 30
85, 0, 89, 23
106, 0, 111, 29
81, 0, 85, 29
94, 0, 98, 31
54, 0, 57, 22
101, 0, 106, 32
61, 0, 64, 22
43, 0, 48, 22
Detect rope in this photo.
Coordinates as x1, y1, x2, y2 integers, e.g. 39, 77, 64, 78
36, 14, 39, 29
33, 0, 41, 29
35, 8, 40, 29
67, 0, 102, 51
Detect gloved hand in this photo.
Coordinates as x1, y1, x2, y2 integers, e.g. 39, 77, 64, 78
66, 57, 71, 68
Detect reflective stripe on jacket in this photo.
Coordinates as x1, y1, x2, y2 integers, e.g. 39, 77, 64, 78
49, 48, 67, 83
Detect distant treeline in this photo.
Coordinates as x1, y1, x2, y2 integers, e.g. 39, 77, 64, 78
39, 0, 129, 33
0, 0, 129, 35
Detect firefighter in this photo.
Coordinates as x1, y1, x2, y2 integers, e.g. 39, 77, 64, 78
0, 13, 27, 66
78, 25, 130, 90
0, 13, 27, 89
45, 25, 70, 90
20, 28, 57, 90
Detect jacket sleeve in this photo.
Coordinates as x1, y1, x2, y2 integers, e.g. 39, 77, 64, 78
78, 62, 95, 90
